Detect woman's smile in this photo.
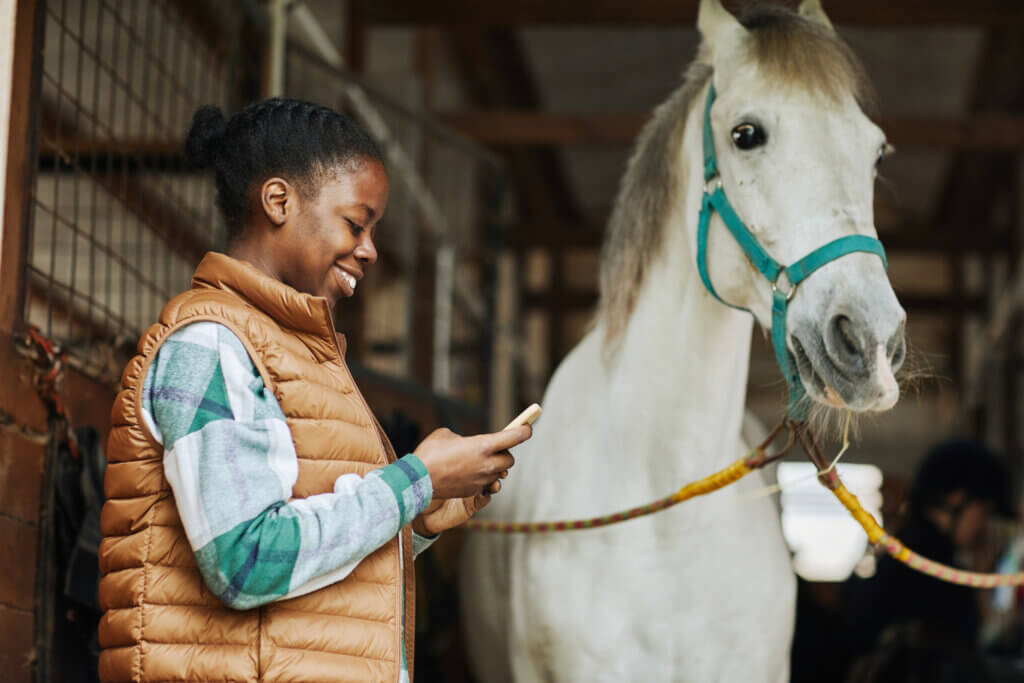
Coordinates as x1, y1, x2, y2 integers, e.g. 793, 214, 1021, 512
333, 263, 359, 297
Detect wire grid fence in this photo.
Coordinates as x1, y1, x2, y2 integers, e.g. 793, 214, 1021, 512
25, 0, 243, 378
286, 46, 507, 406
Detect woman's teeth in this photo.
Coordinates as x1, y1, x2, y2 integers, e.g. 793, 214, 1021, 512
342, 272, 357, 290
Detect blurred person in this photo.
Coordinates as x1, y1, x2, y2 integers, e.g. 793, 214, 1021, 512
841, 438, 1014, 682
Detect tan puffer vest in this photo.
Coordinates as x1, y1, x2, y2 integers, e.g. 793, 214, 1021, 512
98, 252, 415, 682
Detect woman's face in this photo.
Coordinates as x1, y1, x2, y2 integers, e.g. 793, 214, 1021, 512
278, 159, 389, 306
953, 499, 993, 549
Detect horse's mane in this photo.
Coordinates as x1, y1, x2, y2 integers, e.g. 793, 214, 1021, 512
597, 6, 874, 351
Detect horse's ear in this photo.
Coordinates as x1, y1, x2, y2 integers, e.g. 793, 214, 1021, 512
798, 0, 835, 33
697, 0, 748, 58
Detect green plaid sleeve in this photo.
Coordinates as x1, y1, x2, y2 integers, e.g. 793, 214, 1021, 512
144, 322, 433, 610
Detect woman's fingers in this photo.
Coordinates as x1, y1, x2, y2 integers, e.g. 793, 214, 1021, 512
490, 452, 514, 473
481, 425, 532, 453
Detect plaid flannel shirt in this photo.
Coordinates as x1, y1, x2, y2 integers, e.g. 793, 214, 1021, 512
141, 321, 435, 680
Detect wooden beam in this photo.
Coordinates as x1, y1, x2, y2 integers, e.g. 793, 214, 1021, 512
445, 28, 584, 224
1, 0, 43, 333
885, 117, 1024, 149
344, 0, 366, 71
522, 290, 986, 314
508, 221, 1010, 253
441, 111, 1024, 149
442, 111, 646, 145
358, 0, 1024, 26
37, 136, 186, 175
38, 136, 182, 158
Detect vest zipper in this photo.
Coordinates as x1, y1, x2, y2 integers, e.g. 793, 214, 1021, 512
323, 302, 406, 682
324, 303, 393, 464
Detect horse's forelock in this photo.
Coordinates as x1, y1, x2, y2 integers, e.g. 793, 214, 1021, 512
742, 7, 875, 111
598, 6, 873, 355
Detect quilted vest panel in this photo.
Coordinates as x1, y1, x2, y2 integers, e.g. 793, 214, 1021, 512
98, 252, 415, 682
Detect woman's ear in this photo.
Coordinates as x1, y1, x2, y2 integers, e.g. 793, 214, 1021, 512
260, 177, 292, 227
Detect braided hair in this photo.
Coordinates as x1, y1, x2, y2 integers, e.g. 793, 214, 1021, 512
184, 98, 384, 240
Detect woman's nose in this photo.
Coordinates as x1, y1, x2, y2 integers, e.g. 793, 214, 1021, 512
355, 236, 377, 264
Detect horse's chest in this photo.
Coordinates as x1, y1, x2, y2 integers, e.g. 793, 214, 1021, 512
518, 502, 796, 682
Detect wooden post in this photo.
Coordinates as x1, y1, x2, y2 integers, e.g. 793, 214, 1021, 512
546, 246, 565, 379
489, 250, 518, 429
410, 28, 436, 389
412, 250, 436, 387
263, 0, 288, 97
344, 0, 366, 73
1005, 160, 1023, 493
1, 0, 43, 334
0, 0, 15, 243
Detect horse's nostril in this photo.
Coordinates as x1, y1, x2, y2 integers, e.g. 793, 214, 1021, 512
888, 333, 906, 371
831, 315, 862, 359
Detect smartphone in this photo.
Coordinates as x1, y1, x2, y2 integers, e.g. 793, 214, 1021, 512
503, 403, 542, 431
484, 404, 541, 496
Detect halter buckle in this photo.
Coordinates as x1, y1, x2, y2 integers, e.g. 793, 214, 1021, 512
704, 175, 722, 195
772, 272, 797, 302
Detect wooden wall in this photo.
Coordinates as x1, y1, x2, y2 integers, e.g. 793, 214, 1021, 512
0, 1, 119, 679
0, 336, 49, 683
1, 1, 39, 680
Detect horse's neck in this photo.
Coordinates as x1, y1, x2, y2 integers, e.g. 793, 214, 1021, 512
604, 119, 755, 484
607, 257, 753, 478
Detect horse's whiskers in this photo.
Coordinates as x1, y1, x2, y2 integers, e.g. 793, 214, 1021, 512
737, 411, 854, 503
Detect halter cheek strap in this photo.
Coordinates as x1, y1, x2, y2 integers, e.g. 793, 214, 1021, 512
696, 83, 888, 421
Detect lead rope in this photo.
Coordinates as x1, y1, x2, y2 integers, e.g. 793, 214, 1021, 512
24, 325, 79, 460
462, 453, 755, 534
815, 449, 1024, 588
464, 420, 1024, 589
462, 420, 798, 533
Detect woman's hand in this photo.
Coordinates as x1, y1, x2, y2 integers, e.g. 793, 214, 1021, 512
410, 425, 531, 535
413, 484, 500, 537
413, 426, 530, 500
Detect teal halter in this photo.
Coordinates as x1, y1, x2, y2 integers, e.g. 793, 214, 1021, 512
696, 84, 888, 422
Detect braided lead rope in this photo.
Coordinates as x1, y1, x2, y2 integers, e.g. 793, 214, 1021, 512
463, 451, 758, 534
464, 412, 1024, 588
830, 477, 1024, 588
24, 326, 79, 460
463, 419, 799, 534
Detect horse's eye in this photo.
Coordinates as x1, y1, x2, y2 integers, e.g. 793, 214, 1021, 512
875, 143, 893, 170
731, 123, 766, 150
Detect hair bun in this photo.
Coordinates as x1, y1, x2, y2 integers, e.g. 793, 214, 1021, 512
185, 105, 228, 169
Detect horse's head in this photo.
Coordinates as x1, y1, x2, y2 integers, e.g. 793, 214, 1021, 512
695, 0, 905, 413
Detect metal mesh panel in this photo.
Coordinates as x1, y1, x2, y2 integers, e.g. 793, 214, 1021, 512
26, 0, 240, 374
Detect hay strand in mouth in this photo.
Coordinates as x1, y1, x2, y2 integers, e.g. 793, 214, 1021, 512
738, 411, 853, 502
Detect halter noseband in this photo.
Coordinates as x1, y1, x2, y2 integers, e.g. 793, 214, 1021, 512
696, 83, 888, 421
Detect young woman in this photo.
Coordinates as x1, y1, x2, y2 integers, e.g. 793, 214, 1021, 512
97, 99, 530, 682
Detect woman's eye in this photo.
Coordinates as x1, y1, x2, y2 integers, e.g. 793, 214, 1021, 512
346, 219, 364, 234
731, 123, 766, 150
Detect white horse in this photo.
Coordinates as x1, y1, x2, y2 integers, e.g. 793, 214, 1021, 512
461, 1, 906, 681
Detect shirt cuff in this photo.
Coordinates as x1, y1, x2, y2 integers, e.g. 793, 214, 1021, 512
368, 454, 434, 529
413, 531, 439, 558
